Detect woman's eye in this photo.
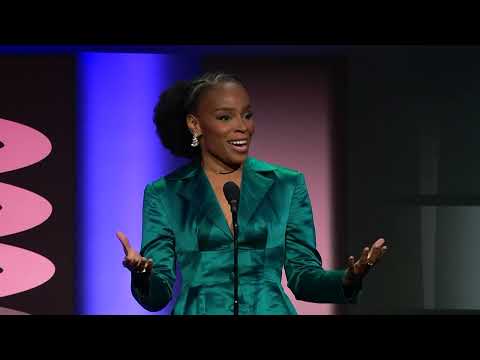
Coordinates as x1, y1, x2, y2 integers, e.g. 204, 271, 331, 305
217, 115, 231, 121
244, 112, 254, 120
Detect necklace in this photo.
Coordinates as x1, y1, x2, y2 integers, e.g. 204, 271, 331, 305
218, 169, 238, 175
203, 164, 240, 175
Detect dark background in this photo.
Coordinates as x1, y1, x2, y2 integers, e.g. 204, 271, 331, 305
339, 46, 480, 314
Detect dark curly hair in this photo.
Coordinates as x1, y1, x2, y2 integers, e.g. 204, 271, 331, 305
153, 72, 244, 159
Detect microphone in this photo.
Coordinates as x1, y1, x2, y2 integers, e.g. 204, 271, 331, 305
223, 181, 240, 316
223, 181, 240, 213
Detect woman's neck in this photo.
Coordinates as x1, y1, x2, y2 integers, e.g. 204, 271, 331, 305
201, 153, 243, 175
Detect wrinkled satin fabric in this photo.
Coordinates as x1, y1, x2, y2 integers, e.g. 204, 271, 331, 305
131, 157, 354, 315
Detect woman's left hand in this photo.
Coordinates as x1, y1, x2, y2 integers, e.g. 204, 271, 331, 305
343, 238, 387, 287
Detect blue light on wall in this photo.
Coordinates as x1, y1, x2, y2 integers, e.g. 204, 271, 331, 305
77, 52, 199, 314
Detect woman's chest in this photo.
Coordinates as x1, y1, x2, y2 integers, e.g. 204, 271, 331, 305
165, 171, 291, 252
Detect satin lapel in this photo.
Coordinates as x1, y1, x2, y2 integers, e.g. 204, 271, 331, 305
239, 160, 274, 228
201, 169, 233, 239
176, 164, 232, 240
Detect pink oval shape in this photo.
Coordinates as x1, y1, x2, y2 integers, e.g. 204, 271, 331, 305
0, 118, 52, 173
0, 243, 55, 297
0, 306, 29, 315
0, 182, 52, 237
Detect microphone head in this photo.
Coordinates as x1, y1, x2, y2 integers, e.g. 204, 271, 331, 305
223, 181, 240, 204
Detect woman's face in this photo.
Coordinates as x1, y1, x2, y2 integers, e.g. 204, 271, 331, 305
188, 81, 255, 168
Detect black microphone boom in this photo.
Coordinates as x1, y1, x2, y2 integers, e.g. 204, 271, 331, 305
223, 181, 240, 316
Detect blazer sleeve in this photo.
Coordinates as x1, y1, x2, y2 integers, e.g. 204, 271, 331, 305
131, 183, 176, 312
284, 173, 359, 304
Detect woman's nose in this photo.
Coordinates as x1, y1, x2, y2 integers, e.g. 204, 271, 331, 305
235, 116, 248, 132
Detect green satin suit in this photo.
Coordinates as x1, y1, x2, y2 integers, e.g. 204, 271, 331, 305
131, 157, 354, 315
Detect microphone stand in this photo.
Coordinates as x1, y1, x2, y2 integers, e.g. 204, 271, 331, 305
230, 199, 239, 316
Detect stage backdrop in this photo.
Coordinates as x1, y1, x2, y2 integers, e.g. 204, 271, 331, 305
0, 51, 345, 315
0, 55, 76, 315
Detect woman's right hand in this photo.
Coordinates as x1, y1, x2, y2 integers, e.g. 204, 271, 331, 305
116, 231, 153, 273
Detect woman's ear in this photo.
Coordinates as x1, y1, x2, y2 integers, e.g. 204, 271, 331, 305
186, 114, 202, 136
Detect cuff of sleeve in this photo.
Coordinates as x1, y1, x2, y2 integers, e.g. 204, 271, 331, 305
342, 272, 363, 304
131, 271, 150, 297
131, 271, 172, 312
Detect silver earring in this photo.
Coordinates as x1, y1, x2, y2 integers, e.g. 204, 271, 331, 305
191, 134, 199, 147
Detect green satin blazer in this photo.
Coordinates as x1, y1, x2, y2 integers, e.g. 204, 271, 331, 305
131, 157, 353, 315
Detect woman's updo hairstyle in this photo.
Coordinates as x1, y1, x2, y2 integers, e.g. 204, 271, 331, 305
153, 72, 244, 159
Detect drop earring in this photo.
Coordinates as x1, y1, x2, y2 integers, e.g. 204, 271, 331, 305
191, 134, 199, 147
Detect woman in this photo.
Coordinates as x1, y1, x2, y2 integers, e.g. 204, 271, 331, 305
117, 72, 387, 315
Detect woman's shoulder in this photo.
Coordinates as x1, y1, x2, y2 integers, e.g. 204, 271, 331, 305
247, 157, 304, 187
145, 160, 199, 194
247, 157, 302, 177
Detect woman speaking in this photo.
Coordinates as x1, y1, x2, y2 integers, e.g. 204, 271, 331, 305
117, 72, 387, 315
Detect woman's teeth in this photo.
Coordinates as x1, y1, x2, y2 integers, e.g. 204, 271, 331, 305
229, 140, 247, 145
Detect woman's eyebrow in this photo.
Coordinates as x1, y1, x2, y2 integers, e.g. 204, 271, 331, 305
215, 105, 252, 112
